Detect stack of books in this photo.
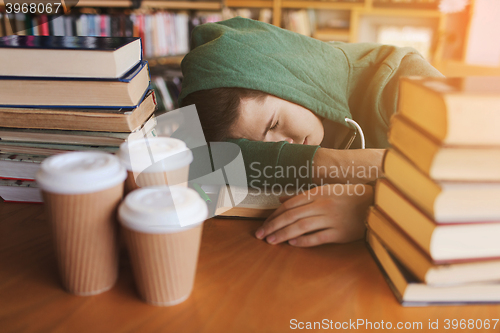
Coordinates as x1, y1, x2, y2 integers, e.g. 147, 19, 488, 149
367, 76, 500, 306
0, 35, 156, 203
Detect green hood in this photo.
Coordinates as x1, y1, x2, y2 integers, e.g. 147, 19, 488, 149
178, 17, 444, 188
178, 16, 352, 125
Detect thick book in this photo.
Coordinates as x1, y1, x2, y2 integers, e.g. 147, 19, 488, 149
215, 186, 281, 219
367, 207, 500, 285
0, 128, 130, 147
0, 36, 142, 78
384, 149, 500, 222
375, 178, 500, 262
0, 60, 149, 108
0, 113, 157, 157
388, 114, 500, 181
367, 231, 500, 306
0, 142, 119, 156
0, 153, 45, 181
398, 76, 500, 146
0, 179, 42, 203
0, 114, 157, 146
0, 89, 156, 132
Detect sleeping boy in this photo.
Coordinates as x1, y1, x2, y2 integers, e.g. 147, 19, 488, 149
177, 17, 443, 247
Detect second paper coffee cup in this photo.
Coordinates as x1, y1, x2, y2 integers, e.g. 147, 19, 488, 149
118, 186, 208, 306
36, 151, 127, 296
118, 137, 193, 193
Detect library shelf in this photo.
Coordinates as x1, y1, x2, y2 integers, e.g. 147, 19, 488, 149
141, 1, 222, 10
74, 0, 221, 10
434, 60, 500, 77
352, 7, 442, 18
146, 55, 185, 67
75, 1, 134, 7
225, 0, 273, 8
312, 28, 350, 42
281, 1, 364, 10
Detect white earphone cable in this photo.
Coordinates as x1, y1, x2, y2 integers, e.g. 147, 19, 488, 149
345, 118, 365, 149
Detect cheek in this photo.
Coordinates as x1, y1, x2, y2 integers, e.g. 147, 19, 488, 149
308, 114, 325, 144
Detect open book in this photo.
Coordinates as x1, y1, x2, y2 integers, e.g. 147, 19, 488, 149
214, 186, 282, 219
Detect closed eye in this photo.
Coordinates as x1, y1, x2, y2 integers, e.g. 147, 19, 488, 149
270, 121, 279, 131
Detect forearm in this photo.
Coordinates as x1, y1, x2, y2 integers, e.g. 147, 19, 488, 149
312, 148, 385, 185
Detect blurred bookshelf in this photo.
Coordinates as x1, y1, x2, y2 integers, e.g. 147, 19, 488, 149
1, 0, 496, 78
75, 1, 222, 10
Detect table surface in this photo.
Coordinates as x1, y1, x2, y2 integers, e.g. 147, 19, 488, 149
1, 200, 500, 333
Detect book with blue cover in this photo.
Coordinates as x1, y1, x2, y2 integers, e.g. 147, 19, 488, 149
0, 60, 150, 108
0, 35, 142, 78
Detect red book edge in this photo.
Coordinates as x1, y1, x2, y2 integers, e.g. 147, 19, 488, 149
0, 176, 36, 182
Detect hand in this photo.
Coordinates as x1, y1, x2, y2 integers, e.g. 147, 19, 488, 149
255, 184, 374, 247
312, 148, 385, 184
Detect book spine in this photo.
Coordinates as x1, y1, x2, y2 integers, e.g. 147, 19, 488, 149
100, 14, 107, 37
15, 13, 26, 35
111, 15, 120, 37
39, 15, 49, 36
48, 15, 55, 36
87, 14, 94, 36
64, 16, 73, 36
0, 13, 4, 37
3, 13, 14, 36
125, 15, 133, 38
32, 17, 39, 36
24, 13, 33, 35
54, 15, 65, 36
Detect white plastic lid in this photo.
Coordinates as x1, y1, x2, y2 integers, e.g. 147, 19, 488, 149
118, 137, 193, 173
36, 151, 127, 194
118, 186, 208, 233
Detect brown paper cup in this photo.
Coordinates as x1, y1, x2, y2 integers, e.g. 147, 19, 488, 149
42, 183, 124, 296
123, 224, 203, 306
124, 166, 189, 194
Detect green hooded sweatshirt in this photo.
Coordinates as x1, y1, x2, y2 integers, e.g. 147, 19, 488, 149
178, 17, 443, 187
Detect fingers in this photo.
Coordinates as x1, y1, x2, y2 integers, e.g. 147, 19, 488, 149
265, 216, 326, 245
278, 195, 293, 203
256, 202, 318, 240
263, 192, 313, 225
288, 229, 342, 247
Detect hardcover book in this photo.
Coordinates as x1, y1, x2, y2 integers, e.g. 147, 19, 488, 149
375, 178, 500, 262
0, 35, 142, 78
383, 149, 500, 222
0, 89, 157, 132
398, 76, 500, 146
0, 179, 42, 203
0, 60, 150, 108
367, 231, 500, 306
367, 207, 500, 285
388, 114, 500, 181
0, 153, 45, 181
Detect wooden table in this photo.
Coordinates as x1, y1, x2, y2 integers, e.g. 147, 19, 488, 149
1, 200, 500, 333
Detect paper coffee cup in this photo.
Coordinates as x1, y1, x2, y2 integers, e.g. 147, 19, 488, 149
118, 137, 193, 193
36, 151, 127, 296
118, 186, 208, 306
